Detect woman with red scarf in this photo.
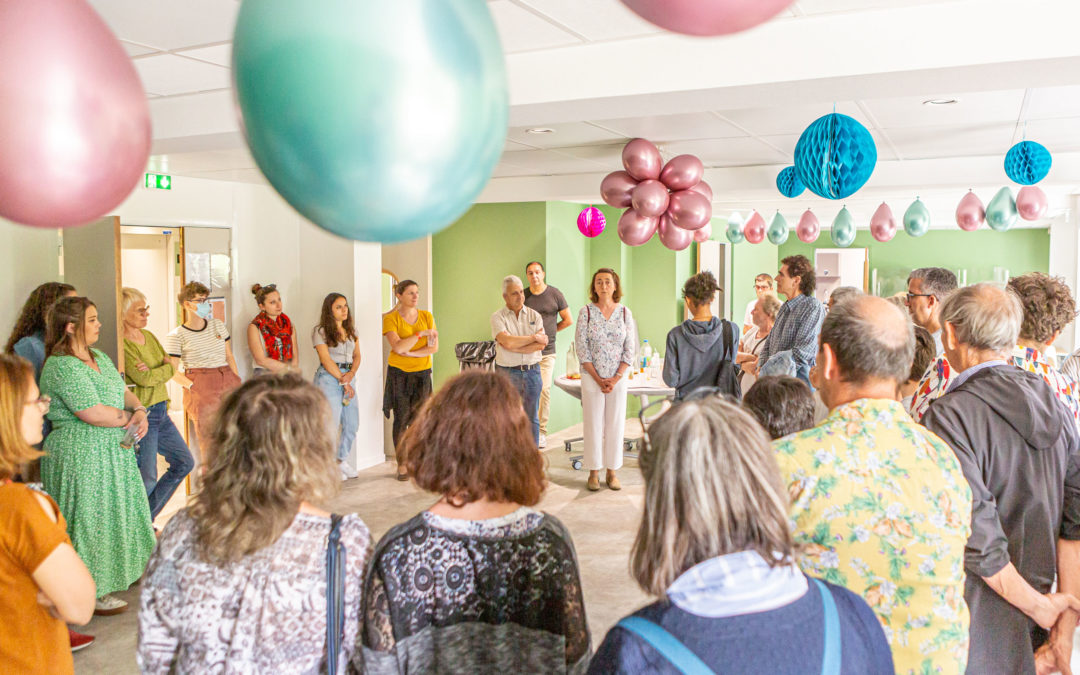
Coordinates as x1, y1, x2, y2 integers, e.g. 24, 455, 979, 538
246, 284, 300, 376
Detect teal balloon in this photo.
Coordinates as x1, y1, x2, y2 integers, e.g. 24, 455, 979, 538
233, 0, 508, 243
726, 214, 745, 244
903, 199, 930, 237
830, 207, 856, 247
767, 211, 789, 245
986, 186, 1018, 232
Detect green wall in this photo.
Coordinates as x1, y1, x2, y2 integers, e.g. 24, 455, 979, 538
777, 228, 1050, 296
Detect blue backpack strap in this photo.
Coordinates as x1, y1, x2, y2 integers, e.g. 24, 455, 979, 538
616, 616, 714, 675
326, 514, 346, 675
811, 578, 842, 675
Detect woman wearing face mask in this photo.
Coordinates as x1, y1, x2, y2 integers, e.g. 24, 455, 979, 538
164, 283, 241, 452
247, 283, 299, 376
39, 297, 155, 617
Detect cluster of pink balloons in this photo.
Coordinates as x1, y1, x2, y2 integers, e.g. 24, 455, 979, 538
0, 0, 151, 228
601, 139, 713, 251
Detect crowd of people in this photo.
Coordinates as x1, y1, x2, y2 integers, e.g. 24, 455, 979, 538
4, 255, 1080, 674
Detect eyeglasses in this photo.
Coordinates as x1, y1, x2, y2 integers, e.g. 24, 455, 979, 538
27, 394, 50, 414
637, 386, 738, 459
905, 292, 933, 302
135, 306, 150, 316
754, 285, 771, 291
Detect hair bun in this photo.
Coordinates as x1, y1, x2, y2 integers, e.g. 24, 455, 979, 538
251, 283, 262, 295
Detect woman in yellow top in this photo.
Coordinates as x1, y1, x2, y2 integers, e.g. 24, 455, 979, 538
382, 279, 437, 481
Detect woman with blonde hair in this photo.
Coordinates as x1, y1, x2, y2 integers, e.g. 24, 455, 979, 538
138, 374, 372, 673
363, 370, 589, 673
121, 287, 193, 519
589, 396, 892, 674
0, 353, 96, 674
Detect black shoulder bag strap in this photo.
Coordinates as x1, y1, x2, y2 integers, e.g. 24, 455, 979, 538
326, 514, 346, 675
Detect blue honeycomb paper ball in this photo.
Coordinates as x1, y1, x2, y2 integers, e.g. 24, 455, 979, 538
794, 113, 877, 200
1004, 141, 1051, 186
776, 166, 804, 198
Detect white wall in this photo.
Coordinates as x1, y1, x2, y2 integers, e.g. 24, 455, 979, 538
0, 222, 61, 343
1050, 201, 1080, 354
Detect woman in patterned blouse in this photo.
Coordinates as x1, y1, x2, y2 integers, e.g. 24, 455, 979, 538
138, 374, 372, 673
362, 370, 590, 674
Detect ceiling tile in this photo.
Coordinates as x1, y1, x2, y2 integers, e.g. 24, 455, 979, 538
883, 123, 1015, 160
592, 113, 745, 142
507, 122, 625, 148
488, 0, 582, 53
148, 148, 255, 175
88, 0, 240, 51
1021, 118, 1080, 152
134, 54, 230, 96
495, 148, 607, 175
660, 137, 788, 167
181, 168, 267, 184
176, 44, 232, 67
120, 40, 160, 57
505, 138, 541, 152
513, 0, 662, 41
548, 144, 624, 167
862, 90, 1025, 129
718, 102, 871, 137
1025, 85, 1080, 121
794, 0, 957, 15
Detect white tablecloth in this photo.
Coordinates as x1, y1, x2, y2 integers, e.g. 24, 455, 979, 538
554, 374, 674, 402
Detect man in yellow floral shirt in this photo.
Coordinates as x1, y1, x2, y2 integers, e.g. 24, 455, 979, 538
774, 295, 973, 674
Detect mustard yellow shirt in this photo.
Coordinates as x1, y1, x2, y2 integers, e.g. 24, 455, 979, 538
774, 399, 972, 675
383, 310, 435, 372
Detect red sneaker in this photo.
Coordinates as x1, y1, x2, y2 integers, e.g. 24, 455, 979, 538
69, 628, 95, 652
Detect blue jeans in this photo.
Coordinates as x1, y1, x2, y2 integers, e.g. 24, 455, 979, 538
315, 367, 360, 461
138, 401, 195, 519
795, 363, 812, 389
497, 365, 542, 446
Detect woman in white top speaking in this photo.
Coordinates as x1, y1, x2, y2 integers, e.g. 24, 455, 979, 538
574, 268, 636, 492
312, 293, 362, 480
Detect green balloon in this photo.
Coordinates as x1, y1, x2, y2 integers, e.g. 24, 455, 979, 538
767, 211, 789, 245
986, 186, 1018, 232
233, 0, 508, 243
903, 199, 930, 237
726, 215, 744, 244
831, 207, 856, 247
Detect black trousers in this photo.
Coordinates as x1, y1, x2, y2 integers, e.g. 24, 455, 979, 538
383, 366, 433, 458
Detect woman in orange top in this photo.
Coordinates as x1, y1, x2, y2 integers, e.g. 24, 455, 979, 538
0, 353, 96, 674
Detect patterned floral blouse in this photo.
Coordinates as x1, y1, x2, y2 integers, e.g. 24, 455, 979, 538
908, 355, 953, 423
1012, 345, 1080, 429
138, 510, 372, 674
774, 399, 973, 675
574, 304, 637, 379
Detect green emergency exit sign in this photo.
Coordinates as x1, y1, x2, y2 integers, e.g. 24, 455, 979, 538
145, 173, 172, 190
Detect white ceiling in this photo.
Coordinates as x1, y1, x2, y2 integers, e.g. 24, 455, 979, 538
87, 0, 1080, 221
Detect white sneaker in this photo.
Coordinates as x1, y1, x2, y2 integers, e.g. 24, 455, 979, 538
538, 434, 547, 449
339, 461, 358, 479
94, 594, 128, 616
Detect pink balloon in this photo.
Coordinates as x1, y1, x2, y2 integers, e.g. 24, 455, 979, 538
869, 202, 897, 242
658, 214, 693, 251
600, 170, 639, 208
744, 211, 766, 244
796, 209, 820, 243
659, 154, 705, 191
955, 191, 985, 231
693, 221, 712, 243
617, 208, 658, 247
689, 180, 713, 201
0, 0, 151, 228
667, 190, 712, 231
1017, 185, 1048, 221
621, 138, 662, 181
630, 179, 670, 218
620, 0, 796, 36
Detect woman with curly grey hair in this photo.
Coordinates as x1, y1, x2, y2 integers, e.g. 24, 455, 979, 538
588, 395, 893, 673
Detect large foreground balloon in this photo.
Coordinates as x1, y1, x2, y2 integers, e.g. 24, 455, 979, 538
233, 0, 508, 243
955, 191, 985, 231
903, 199, 930, 237
1017, 186, 1048, 221
620, 0, 796, 36
986, 187, 1017, 232
0, 0, 151, 228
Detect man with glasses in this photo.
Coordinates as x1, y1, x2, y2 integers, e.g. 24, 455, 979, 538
906, 268, 959, 422
743, 273, 776, 335
774, 295, 973, 674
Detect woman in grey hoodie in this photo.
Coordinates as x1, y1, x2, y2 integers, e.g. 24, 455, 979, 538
663, 272, 741, 400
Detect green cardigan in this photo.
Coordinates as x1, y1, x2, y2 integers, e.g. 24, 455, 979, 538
123, 329, 174, 408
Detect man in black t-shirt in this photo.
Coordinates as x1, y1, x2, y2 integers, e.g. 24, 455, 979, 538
523, 261, 572, 448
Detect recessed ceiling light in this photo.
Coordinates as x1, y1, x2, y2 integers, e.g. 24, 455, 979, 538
526, 127, 555, 135
922, 98, 959, 106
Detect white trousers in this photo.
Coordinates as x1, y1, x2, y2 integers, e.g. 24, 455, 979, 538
580, 372, 628, 471
538, 353, 557, 435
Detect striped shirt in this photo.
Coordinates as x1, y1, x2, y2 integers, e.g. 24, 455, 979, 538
165, 318, 231, 369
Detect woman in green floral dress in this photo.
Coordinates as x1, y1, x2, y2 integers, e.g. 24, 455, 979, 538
40, 297, 156, 615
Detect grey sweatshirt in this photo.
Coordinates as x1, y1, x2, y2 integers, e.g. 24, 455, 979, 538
663, 317, 738, 398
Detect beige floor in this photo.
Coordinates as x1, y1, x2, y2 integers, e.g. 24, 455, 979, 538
72, 421, 651, 674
